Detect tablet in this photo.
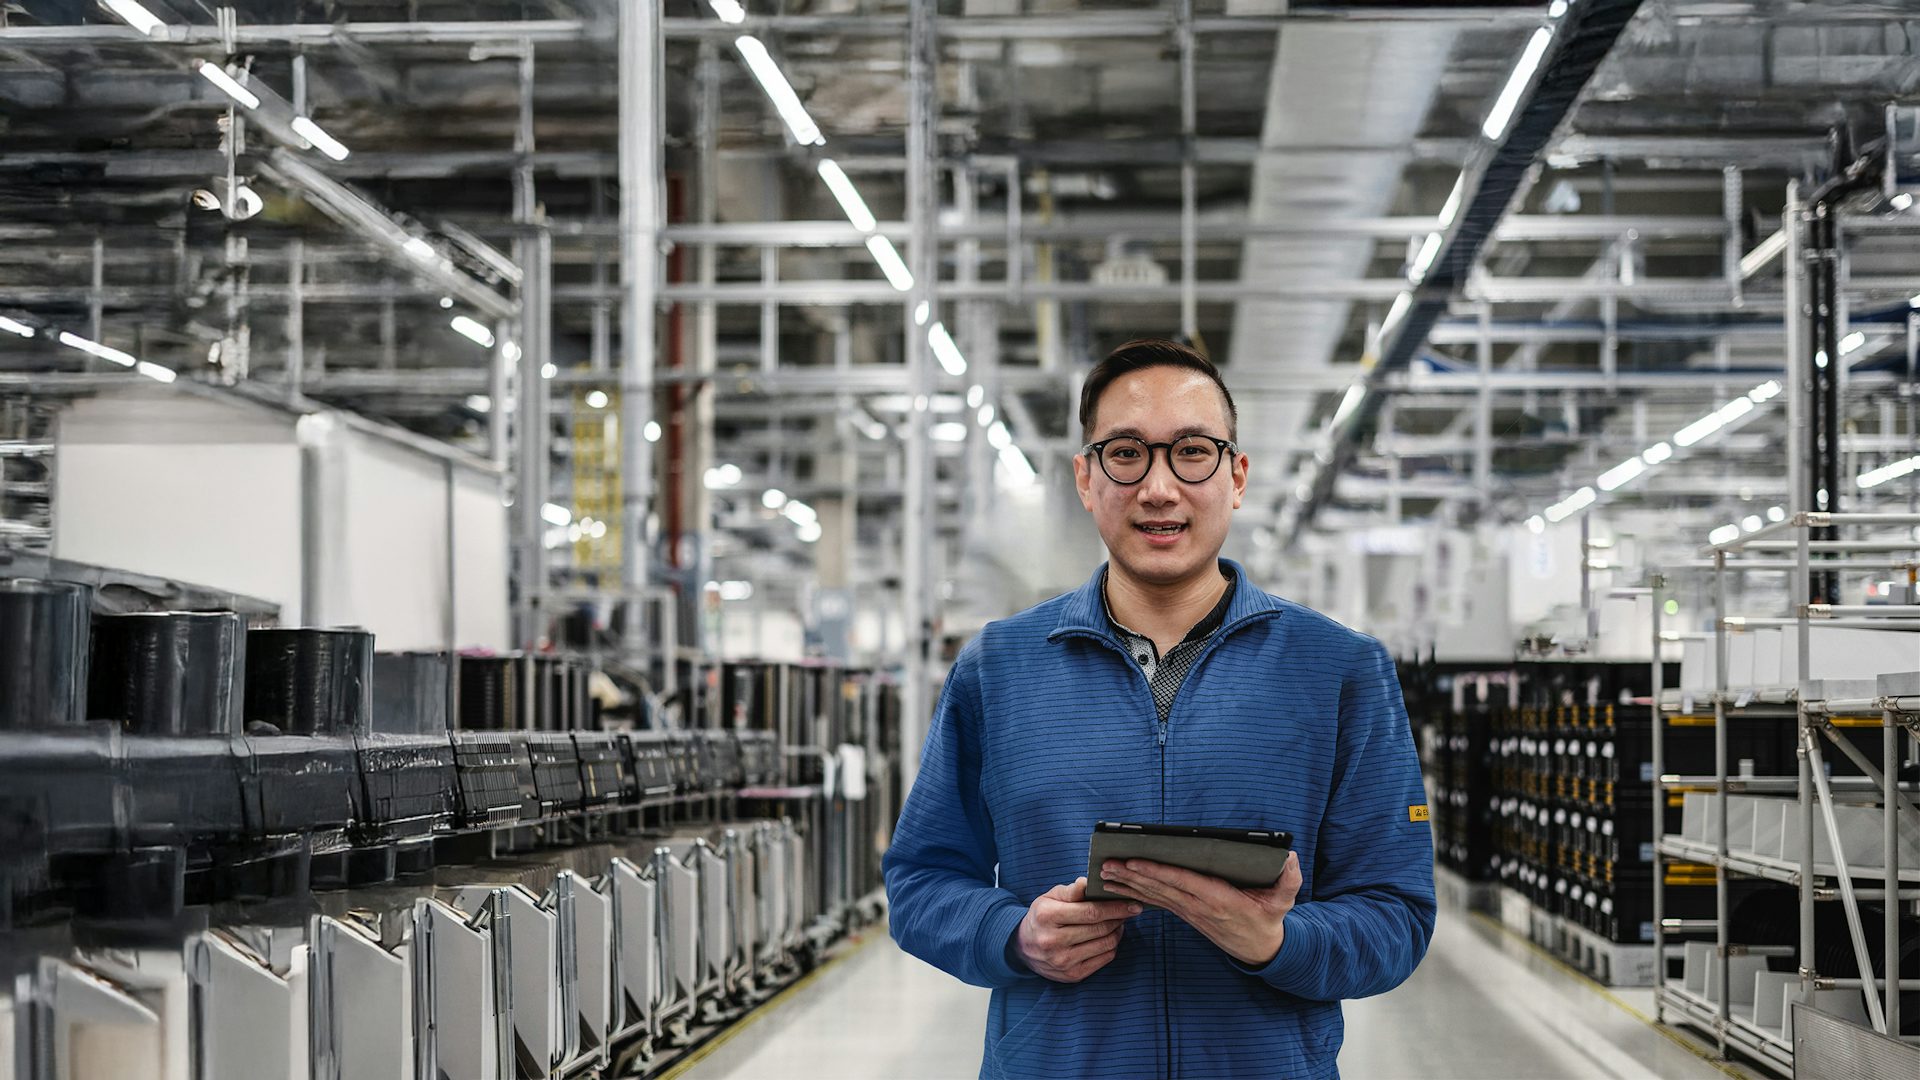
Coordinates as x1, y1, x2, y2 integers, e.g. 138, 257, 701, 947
1085, 821, 1292, 902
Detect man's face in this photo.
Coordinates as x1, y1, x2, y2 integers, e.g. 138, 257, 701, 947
1073, 366, 1248, 588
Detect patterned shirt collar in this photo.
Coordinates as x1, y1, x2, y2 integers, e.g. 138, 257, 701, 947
1101, 563, 1236, 653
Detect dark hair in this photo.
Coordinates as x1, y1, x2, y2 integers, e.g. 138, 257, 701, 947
1079, 339, 1238, 443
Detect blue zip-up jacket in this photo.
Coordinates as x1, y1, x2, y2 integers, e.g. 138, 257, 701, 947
883, 559, 1435, 1079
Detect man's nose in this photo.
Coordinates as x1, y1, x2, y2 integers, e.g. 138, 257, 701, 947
1134, 453, 1182, 504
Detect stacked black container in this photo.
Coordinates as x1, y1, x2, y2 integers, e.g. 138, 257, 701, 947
1488, 659, 1714, 948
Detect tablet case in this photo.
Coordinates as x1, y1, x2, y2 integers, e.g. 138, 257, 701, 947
1085, 824, 1291, 902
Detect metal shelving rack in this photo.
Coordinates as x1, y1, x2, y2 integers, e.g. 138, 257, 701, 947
1646, 178, 1920, 1075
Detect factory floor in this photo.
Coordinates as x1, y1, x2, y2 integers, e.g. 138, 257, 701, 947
678, 889, 1760, 1080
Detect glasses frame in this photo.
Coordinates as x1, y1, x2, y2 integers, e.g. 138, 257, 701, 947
1080, 434, 1238, 486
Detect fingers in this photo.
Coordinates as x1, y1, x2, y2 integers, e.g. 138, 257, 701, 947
1099, 861, 1212, 914
1048, 898, 1142, 925
1050, 877, 1089, 903
1047, 917, 1129, 948
1057, 922, 1123, 967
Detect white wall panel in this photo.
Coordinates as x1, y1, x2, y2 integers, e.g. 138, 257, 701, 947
53, 392, 304, 623
333, 432, 449, 652
452, 469, 511, 650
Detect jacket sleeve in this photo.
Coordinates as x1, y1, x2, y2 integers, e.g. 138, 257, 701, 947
882, 641, 1035, 989
1246, 638, 1436, 1000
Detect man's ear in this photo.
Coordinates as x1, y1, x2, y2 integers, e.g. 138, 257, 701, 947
1074, 452, 1095, 512
1230, 452, 1249, 510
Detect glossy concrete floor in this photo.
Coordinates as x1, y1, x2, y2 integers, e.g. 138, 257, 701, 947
680, 893, 1758, 1080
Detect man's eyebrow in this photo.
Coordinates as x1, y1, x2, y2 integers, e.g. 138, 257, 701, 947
1094, 424, 1223, 441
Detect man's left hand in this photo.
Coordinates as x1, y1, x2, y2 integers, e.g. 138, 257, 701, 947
1098, 851, 1302, 967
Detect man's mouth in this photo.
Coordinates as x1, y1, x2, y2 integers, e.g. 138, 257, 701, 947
1135, 522, 1187, 536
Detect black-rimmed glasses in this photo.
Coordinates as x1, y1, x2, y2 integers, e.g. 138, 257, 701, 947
1081, 435, 1236, 485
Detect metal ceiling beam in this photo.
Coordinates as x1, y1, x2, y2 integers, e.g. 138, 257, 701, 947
0, 21, 595, 47
1288, 0, 1649, 540
657, 214, 1730, 246
658, 9, 1544, 40
259, 151, 515, 321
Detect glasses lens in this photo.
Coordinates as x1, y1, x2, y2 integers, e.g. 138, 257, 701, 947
1100, 437, 1150, 483
1171, 436, 1222, 482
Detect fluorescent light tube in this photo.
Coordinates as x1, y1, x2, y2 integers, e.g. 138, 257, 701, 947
1857, 454, 1920, 490
104, 0, 165, 37
135, 361, 176, 383
1672, 413, 1724, 448
1708, 524, 1741, 545
1331, 383, 1367, 427
1596, 457, 1646, 492
195, 61, 261, 110
927, 322, 967, 376
1482, 26, 1552, 141
1714, 396, 1754, 424
817, 159, 876, 232
1526, 515, 1546, 534
450, 316, 495, 348
733, 36, 824, 146
1409, 232, 1443, 283
290, 116, 351, 161
865, 235, 914, 291
57, 331, 135, 366
987, 421, 1013, 451
1641, 441, 1673, 465
1543, 486, 1595, 523
1839, 330, 1866, 355
931, 423, 968, 442
1747, 380, 1781, 403
403, 237, 436, 262
0, 316, 33, 338
708, 0, 748, 23
1437, 173, 1467, 230
542, 503, 572, 526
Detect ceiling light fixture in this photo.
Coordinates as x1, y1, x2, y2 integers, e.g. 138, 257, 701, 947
290, 116, 350, 161
966, 384, 985, 409
816, 159, 876, 232
707, 0, 748, 24
1437, 173, 1468, 230
1857, 454, 1920, 490
1641, 441, 1673, 465
643, 420, 662, 442
927, 322, 967, 376
1543, 486, 1596, 523
0, 316, 34, 338
733, 36, 824, 146
104, 0, 166, 37
57, 331, 136, 367
1595, 457, 1646, 492
1408, 232, 1443, 283
542, 503, 572, 527
194, 60, 261, 110
136, 361, 176, 384
1482, 26, 1552, 141
586, 390, 609, 409
449, 316, 495, 348
404, 237, 436, 262
865, 235, 914, 291
1708, 524, 1741, 545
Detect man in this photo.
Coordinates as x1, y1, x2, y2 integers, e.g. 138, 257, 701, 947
883, 339, 1434, 1079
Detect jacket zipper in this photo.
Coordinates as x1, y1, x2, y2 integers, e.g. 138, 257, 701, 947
1056, 609, 1282, 1080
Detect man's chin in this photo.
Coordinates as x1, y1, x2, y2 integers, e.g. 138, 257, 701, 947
1107, 543, 1219, 587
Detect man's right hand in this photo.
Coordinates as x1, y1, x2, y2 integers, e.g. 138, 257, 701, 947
1014, 877, 1140, 983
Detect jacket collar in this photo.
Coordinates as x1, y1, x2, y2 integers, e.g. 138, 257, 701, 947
1048, 557, 1281, 643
